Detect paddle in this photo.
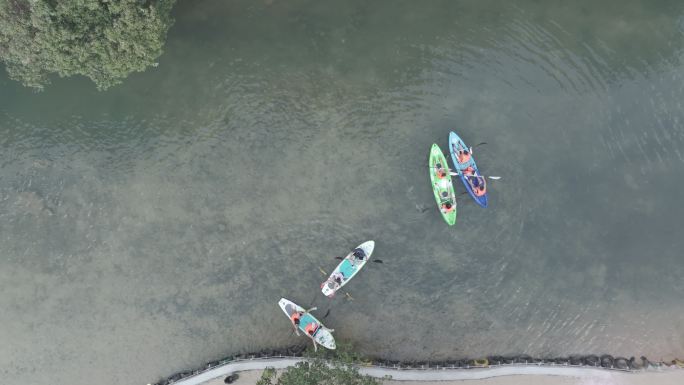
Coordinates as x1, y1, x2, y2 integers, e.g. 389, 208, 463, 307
432, 167, 499, 180
459, 142, 487, 154
306, 289, 320, 312
465, 174, 501, 180
458, 173, 502, 180
454, 142, 485, 153
323, 294, 353, 320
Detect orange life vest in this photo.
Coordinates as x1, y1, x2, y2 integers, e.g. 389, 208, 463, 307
290, 312, 301, 324
305, 323, 319, 336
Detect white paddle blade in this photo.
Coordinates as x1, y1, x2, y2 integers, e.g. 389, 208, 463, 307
488, 176, 501, 180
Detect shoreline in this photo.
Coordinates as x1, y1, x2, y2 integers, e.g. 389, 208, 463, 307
200, 368, 684, 385
151, 355, 684, 385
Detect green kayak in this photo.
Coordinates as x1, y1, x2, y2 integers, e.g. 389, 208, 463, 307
428, 144, 457, 226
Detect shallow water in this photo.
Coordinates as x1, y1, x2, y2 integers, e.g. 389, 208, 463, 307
2, 1, 684, 384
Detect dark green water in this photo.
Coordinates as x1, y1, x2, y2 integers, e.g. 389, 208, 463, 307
2, 1, 684, 384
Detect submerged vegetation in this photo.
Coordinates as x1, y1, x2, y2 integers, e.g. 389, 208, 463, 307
0, 0, 176, 90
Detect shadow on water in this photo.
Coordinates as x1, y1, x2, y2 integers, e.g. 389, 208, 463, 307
1, 1, 684, 385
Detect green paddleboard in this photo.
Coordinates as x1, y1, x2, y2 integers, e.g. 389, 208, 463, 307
429, 144, 457, 226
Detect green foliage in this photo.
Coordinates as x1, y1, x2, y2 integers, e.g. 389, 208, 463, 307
0, 0, 176, 90
256, 344, 385, 385
256, 361, 381, 385
255, 367, 278, 385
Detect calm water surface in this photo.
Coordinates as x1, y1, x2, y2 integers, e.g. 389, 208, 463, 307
2, 1, 684, 385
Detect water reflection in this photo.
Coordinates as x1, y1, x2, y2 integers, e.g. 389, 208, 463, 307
1, 1, 684, 385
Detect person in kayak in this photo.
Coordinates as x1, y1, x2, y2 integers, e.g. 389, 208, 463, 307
304, 321, 334, 352
463, 166, 486, 196
435, 162, 448, 179
472, 177, 486, 196
455, 145, 472, 164
441, 201, 455, 213
289, 306, 317, 336
435, 173, 452, 193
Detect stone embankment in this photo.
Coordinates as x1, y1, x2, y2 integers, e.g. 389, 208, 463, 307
149, 347, 684, 385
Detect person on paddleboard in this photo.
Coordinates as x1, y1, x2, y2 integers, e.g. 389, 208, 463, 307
304, 321, 334, 352
322, 271, 345, 295
347, 247, 366, 266
289, 306, 317, 336
331, 271, 344, 286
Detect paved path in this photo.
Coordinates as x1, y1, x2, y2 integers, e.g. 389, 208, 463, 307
157, 358, 682, 385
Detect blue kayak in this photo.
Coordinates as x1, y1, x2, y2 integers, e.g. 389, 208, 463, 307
448, 131, 488, 208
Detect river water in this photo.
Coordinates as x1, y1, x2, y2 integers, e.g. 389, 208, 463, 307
2, 1, 684, 385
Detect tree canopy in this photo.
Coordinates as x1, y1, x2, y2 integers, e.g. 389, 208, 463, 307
0, 0, 176, 90
256, 346, 384, 385
256, 361, 382, 385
